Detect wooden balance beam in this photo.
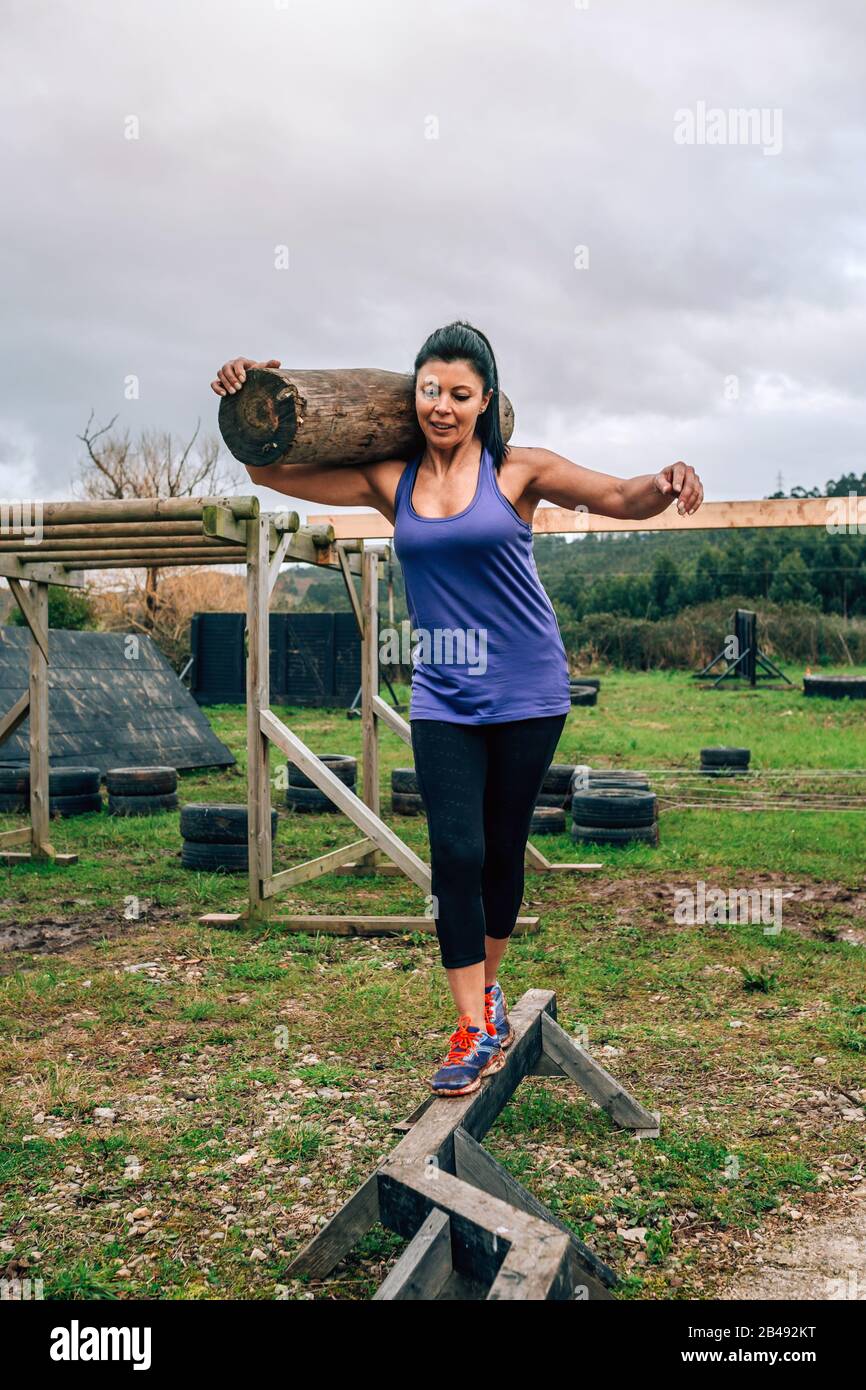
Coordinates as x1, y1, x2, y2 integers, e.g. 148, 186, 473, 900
284, 988, 659, 1301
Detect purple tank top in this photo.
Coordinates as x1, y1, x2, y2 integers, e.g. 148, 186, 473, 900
392, 441, 572, 723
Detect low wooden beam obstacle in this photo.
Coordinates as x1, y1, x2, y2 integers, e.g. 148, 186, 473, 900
285, 989, 660, 1301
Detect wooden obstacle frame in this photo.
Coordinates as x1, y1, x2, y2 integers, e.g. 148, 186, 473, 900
0, 493, 597, 924
0, 492, 837, 924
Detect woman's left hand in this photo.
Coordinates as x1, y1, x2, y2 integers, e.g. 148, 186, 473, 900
653, 461, 704, 516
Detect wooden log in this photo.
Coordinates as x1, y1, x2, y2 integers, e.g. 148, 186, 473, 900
1, 536, 246, 555
0, 523, 205, 546
218, 367, 515, 469
0, 496, 260, 527
16, 550, 243, 568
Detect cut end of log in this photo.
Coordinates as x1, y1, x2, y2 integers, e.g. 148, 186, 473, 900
218, 368, 300, 468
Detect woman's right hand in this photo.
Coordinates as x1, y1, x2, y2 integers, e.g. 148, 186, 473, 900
211, 357, 281, 396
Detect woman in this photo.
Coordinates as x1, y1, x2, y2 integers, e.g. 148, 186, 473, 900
211, 321, 704, 1097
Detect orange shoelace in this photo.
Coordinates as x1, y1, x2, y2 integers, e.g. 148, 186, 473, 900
444, 1015, 477, 1065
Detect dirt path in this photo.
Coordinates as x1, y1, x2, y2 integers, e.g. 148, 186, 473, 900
718, 1194, 866, 1299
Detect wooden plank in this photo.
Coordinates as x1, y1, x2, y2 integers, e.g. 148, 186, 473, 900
0, 827, 31, 847
336, 543, 364, 637
0, 558, 85, 585
201, 504, 250, 546
0, 690, 30, 746
262, 837, 377, 895
371, 692, 412, 747
246, 516, 273, 915
486, 1234, 574, 1301
309, 495, 838, 540
540, 1012, 660, 1133
376, 1164, 579, 1298
268, 914, 538, 937
261, 708, 431, 892
373, 1208, 453, 1300
8, 580, 49, 662
284, 1171, 381, 1278
453, 1127, 617, 1292
0, 850, 77, 864
268, 530, 293, 595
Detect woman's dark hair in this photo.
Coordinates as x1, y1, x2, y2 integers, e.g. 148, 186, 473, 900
413, 320, 510, 472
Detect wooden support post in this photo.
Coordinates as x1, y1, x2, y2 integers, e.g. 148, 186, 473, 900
360, 546, 381, 869
27, 581, 54, 860
245, 515, 273, 921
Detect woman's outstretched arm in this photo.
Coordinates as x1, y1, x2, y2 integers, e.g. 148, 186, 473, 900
523, 447, 704, 520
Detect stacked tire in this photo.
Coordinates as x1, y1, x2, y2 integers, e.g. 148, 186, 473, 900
106, 766, 179, 816
570, 786, 659, 847
392, 767, 424, 816
285, 755, 357, 813
700, 747, 750, 778
180, 803, 279, 872
529, 805, 566, 835
0, 764, 102, 817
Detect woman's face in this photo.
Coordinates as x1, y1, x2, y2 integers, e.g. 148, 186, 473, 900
415, 357, 492, 447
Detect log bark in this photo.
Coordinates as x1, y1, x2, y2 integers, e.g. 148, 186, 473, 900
218, 367, 515, 469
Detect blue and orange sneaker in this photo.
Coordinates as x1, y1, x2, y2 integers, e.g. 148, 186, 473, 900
430, 1014, 504, 1096
484, 981, 515, 1049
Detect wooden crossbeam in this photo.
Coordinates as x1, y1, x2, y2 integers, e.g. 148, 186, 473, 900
309, 495, 839, 540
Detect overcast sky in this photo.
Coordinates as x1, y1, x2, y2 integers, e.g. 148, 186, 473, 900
2, 0, 865, 526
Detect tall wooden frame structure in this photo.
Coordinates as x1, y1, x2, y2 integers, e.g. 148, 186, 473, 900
0, 493, 589, 927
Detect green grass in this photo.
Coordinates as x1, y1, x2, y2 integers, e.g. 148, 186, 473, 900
0, 669, 864, 1301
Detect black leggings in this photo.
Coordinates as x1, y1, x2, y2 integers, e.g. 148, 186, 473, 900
410, 713, 568, 970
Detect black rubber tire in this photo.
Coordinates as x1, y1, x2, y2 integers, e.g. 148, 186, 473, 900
285, 786, 348, 814
803, 675, 866, 700
569, 769, 650, 794
699, 767, 749, 778
0, 793, 26, 813
569, 677, 601, 690
106, 766, 178, 795
287, 754, 357, 789
570, 685, 598, 707
180, 803, 278, 842
49, 792, 103, 817
392, 791, 425, 815
108, 792, 179, 816
571, 821, 659, 845
391, 768, 419, 794
530, 806, 566, 835
700, 747, 750, 767
49, 766, 102, 794
181, 838, 250, 872
541, 764, 576, 795
536, 791, 569, 808
571, 789, 657, 825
